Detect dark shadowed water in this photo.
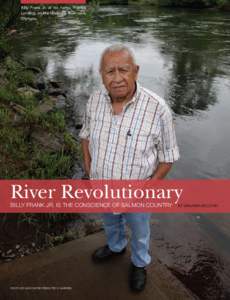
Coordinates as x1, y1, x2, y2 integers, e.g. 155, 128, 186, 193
12, 5, 230, 299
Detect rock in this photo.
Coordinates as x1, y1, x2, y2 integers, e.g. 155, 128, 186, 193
26, 66, 42, 74
31, 130, 63, 152
31, 242, 36, 248
17, 86, 40, 98
49, 81, 61, 89
56, 95, 66, 110
10, 102, 25, 115
48, 87, 65, 97
85, 220, 103, 235
37, 95, 66, 111
15, 244, 20, 250
12, 111, 23, 125
48, 81, 67, 96
36, 74, 47, 90
7, 29, 17, 36
18, 247, 24, 253
25, 249, 31, 255
36, 98, 54, 114
72, 163, 84, 179
2, 251, 16, 260
64, 231, 77, 241
7, 254, 16, 259
0, 68, 6, 78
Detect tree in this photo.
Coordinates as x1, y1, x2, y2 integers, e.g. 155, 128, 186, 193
0, 0, 21, 32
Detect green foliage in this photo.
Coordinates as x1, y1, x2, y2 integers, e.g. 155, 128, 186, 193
0, 36, 12, 58
0, 86, 16, 103
64, 133, 81, 155
0, 106, 77, 178
16, 212, 77, 232
0, 56, 38, 109
0, 107, 11, 124
18, 71, 36, 87
18, 213, 39, 227
47, 111, 66, 132
0, 51, 79, 180
132, 0, 229, 6
154, 0, 216, 6
0, 126, 28, 169
87, 0, 100, 12
216, 0, 230, 7
5, 56, 36, 87
71, 0, 100, 21
24, 108, 41, 123
0, 85, 37, 108
0, 0, 20, 31
0, 3, 82, 244
39, 110, 66, 132
29, 150, 72, 179
0, 105, 78, 178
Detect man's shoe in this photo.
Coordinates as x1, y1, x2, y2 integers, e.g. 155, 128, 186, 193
129, 263, 147, 292
92, 245, 126, 263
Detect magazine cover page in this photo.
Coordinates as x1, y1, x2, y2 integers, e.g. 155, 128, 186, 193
0, 0, 230, 299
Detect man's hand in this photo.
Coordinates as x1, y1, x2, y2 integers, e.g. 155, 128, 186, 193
151, 162, 173, 180
81, 139, 91, 177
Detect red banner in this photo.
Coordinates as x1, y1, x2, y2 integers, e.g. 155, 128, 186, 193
0, 180, 229, 213
21, 0, 86, 4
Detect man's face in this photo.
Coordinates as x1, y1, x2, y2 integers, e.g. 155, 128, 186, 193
100, 50, 139, 102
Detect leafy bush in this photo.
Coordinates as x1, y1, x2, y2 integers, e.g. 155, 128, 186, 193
216, 0, 230, 7
138, 0, 228, 6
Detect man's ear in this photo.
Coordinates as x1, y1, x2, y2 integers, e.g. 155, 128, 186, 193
135, 65, 140, 79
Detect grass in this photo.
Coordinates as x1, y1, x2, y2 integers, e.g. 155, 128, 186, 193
0, 34, 83, 246
0, 36, 80, 180
40, 110, 66, 132
30, 150, 72, 179
5, 56, 36, 87
0, 86, 19, 103
0, 106, 11, 123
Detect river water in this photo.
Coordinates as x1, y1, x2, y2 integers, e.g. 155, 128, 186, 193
14, 5, 230, 299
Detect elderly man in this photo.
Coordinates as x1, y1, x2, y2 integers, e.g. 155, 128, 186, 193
79, 44, 179, 292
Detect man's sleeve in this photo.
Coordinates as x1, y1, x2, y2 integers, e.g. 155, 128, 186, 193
79, 96, 92, 140
156, 105, 180, 163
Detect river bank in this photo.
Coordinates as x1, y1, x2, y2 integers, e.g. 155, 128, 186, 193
0, 36, 81, 179
95, 0, 230, 10
0, 32, 103, 264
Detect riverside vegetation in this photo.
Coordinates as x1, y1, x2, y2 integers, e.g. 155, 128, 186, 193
0, 45, 80, 180
0, 3, 103, 262
0, 33, 103, 262
131, 0, 230, 9
90, 0, 230, 9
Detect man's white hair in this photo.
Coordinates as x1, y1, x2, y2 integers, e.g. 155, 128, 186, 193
99, 44, 136, 71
